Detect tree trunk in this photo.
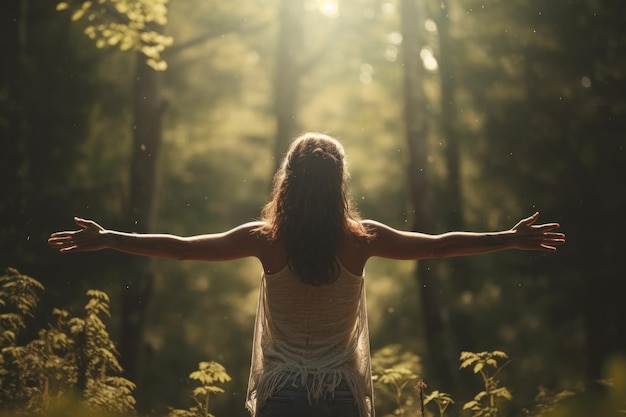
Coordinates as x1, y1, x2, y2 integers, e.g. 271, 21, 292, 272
437, 0, 463, 232
119, 51, 165, 412
438, 0, 471, 347
0, 0, 26, 264
436, 0, 473, 397
400, 0, 454, 391
272, 0, 303, 168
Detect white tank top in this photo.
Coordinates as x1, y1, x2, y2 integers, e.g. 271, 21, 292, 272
246, 261, 374, 417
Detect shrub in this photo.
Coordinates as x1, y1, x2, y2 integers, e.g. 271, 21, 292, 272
0, 268, 136, 416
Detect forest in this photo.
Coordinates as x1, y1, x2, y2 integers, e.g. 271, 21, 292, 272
1, 0, 625, 416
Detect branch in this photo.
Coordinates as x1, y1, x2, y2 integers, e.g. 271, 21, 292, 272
165, 19, 270, 57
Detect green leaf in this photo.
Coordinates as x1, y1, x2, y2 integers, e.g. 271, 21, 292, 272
463, 400, 478, 410
2, 330, 16, 343
71, 8, 86, 21
147, 59, 168, 71
492, 351, 508, 359
460, 356, 477, 369
493, 387, 513, 400
205, 386, 225, 394
473, 362, 484, 374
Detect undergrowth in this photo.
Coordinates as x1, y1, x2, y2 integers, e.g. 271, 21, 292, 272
2, 268, 624, 417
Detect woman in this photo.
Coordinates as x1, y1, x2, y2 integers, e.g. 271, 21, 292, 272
48, 132, 565, 417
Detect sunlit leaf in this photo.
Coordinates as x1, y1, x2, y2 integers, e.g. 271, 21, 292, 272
146, 58, 167, 71
205, 386, 225, 394
492, 351, 508, 359
474, 362, 484, 374
108, 34, 122, 46
460, 356, 477, 369
463, 400, 478, 410
56, 2, 69, 11
493, 387, 512, 400
71, 8, 86, 21
2, 330, 16, 343
120, 36, 135, 50
143, 45, 161, 59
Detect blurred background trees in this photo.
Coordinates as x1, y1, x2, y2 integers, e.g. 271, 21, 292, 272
1, 0, 624, 415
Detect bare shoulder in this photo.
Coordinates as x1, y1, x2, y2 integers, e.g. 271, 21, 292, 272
359, 219, 399, 238
236, 221, 267, 236
242, 221, 288, 273
337, 220, 384, 273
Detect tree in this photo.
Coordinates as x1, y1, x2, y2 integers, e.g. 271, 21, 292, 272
271, 0, 304, 169
400, 0, 455, 391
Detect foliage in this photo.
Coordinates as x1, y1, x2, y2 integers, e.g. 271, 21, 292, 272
372, 346, 621, 417
3, 0, 624, 412
533, 355, 626, 417
0, 268, 44, 346
0, 268, 136, 415
167, 361, 232, 417
460, 350, 513, 417
372, 344, 422, 415
56, 0, 173, 70
419, 384, 454, 417
521, 386, 578, 417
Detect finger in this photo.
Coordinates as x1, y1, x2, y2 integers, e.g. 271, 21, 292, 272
543, 232, 565, 239
59, 245, 78, 253
74, 217, 92, 229
521, 212, 540, 226
540, 244, 557, 252
49, 231, 77, 238
48, 237, 68, 246
534, 223, 561, 231
48, 234, 74, 242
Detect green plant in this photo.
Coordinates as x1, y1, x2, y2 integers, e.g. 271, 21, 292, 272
0, 268, 135, 415
460, 351, 512, 417
522, 386, 577, 416
372, 344, 422, 415
168, 361, 232, 417
1, 268, 47, 411
415, 380, 454, 417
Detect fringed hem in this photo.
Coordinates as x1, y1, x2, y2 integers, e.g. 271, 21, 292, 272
247, 365, 372, 417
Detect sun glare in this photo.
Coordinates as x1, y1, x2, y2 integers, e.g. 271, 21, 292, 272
317, 0, 339, 18
420, 46, 439, 71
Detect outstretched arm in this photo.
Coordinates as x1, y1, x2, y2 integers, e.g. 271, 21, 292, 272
48, 217, 265, 261
364, 212, 565, 261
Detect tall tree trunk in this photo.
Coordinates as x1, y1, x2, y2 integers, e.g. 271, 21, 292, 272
436, 0, 473, 397
119, 51, 165, 412
438, 0, 470, 345
272, 0, 303, 168
0, 0, 25, 263
437, 0, 462, 232
400, 0, 454, 390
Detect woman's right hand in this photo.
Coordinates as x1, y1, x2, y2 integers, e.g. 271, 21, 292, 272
48, 217, 108, 253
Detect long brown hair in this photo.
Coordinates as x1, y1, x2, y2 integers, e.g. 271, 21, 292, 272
258, 132, 370, 285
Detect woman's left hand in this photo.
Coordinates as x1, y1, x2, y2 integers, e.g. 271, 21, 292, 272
511, 212, 565, 252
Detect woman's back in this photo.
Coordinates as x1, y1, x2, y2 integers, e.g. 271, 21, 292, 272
263, 260, 364, 357
247, 249, 374, 417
